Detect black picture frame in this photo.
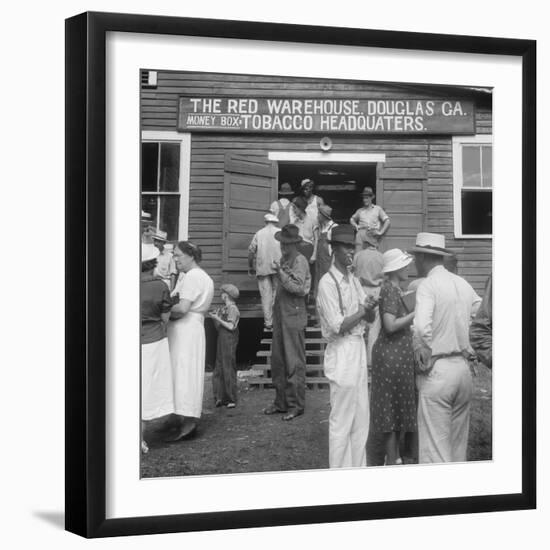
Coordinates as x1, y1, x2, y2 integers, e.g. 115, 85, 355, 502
65, 11, 536, 538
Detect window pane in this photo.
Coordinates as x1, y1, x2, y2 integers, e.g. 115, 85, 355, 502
141, 196, 158, 229
461, 190, 492, 235
159, 143, 180, 192
141, 143, 158, 192
481, 145, 492, 188
462, 146, 482, 187
159, 195, 180, 241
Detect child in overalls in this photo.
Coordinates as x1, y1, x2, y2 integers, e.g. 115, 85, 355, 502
209, 284, 240, 408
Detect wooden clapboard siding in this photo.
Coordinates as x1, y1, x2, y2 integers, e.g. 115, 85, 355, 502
141, 72, 492, 307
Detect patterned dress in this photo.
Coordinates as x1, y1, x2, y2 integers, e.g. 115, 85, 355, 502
371, 281, 417, 433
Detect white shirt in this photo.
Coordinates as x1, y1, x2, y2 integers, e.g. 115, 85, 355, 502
248, 223, 282, 276
413, 265, 482, 356
171, 267, 214, 315
317, 265, 367, 343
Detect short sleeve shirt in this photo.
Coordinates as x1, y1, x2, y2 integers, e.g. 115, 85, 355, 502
351, 204, 389, 231
171, 267, 214, 314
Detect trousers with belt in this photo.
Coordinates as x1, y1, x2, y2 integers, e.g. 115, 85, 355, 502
270, 290, 307, 413
416, 356, 473, 463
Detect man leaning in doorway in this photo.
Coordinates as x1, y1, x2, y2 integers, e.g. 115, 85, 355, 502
410, 232, 481, 463
317, 225, 377, 468
263, 224, 311, 421
350, 186, 390, 251
247, 213, 282, 331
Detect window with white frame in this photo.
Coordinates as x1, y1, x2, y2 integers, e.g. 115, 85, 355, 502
452, 135, 493, 238
141, 132, 190, 241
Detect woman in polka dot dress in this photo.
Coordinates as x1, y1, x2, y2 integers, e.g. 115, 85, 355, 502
371, 249, 417, 465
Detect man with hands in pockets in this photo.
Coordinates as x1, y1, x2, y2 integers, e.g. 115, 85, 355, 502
316, 224, 378, 468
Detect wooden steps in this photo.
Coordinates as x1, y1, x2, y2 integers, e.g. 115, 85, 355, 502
247, 313, 329, 389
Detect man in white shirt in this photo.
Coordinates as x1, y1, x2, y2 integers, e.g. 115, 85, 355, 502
317, 225, 377, 468
410, 232, 482, 463
248, 213, 282, 330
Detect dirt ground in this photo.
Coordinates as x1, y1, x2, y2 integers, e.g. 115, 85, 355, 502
141, 364, 492, 478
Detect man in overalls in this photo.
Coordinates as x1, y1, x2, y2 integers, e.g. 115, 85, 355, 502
269, 182, 295, 227
263, 224, 311, 421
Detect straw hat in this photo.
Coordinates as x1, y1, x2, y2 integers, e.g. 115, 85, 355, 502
153, 229, 167, 242
408, 232, 453, 257
382, 249, 413, 273
142, 243, 160, 262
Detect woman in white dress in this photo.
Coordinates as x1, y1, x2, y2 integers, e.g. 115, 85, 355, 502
141, 243, 175, 453
166, 241, 214, 441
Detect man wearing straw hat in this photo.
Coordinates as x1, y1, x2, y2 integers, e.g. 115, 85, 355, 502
153, 229, 177, 290
409, 232, 481, 463
248, 213, 282, 331
263, 224, 311, 421
316, 224, 377, 468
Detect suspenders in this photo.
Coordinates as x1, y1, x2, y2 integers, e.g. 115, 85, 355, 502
327, 270, 362, 317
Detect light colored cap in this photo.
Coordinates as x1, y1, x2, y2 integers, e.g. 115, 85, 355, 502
408, 232, 453, 256
382, 248, 413, 273
220, 283, 240, 300
264, 213, 279, 223
300, 178, 314, 188
142, 243, 160, 262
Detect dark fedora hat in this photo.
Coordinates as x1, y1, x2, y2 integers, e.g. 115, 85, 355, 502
328, 224, 356, 246
275, 224, 303, 244
292, 195, 308, 213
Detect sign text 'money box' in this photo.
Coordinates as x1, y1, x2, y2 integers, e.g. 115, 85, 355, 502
177, 97, 475, 134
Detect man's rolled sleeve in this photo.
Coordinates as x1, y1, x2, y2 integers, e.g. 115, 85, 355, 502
317, 279, 344, 337
413, 280, 434, 349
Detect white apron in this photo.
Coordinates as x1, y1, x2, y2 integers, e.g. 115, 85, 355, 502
141, 338, 174, 421
168, 311, 206, 417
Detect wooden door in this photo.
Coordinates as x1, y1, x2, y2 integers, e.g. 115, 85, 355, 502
376, 160, 427, 256
223, 154, 278, 291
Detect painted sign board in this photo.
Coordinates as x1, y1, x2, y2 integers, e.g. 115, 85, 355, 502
177, 96, 475, 134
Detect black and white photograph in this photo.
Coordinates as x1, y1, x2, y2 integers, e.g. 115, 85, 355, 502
139, 71, 494, 477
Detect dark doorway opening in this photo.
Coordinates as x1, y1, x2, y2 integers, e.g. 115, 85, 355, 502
278, 163, 378, 224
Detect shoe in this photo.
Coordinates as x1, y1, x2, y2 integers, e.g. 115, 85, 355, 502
263, 404, 286, 415
282, 409, 304, 421
164, 419, 198, 442
226, 402, 236, 409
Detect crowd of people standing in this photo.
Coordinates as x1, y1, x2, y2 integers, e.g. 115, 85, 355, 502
141, 178, 491, 469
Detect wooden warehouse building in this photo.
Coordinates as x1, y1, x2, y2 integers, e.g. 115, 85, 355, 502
140, 70, 492, 322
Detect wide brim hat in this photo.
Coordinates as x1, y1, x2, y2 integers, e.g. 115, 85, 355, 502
142, 243, 160, 262
278, 182, 294, 196
408, 232, 453, 257
220, 283, 240, 300
382, 249, 413, 273
328, 224, 356, 246
153, 229, 168, 242
275, 224, 303, 244
292, 196, 308, 213
318, 204, 332, 220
